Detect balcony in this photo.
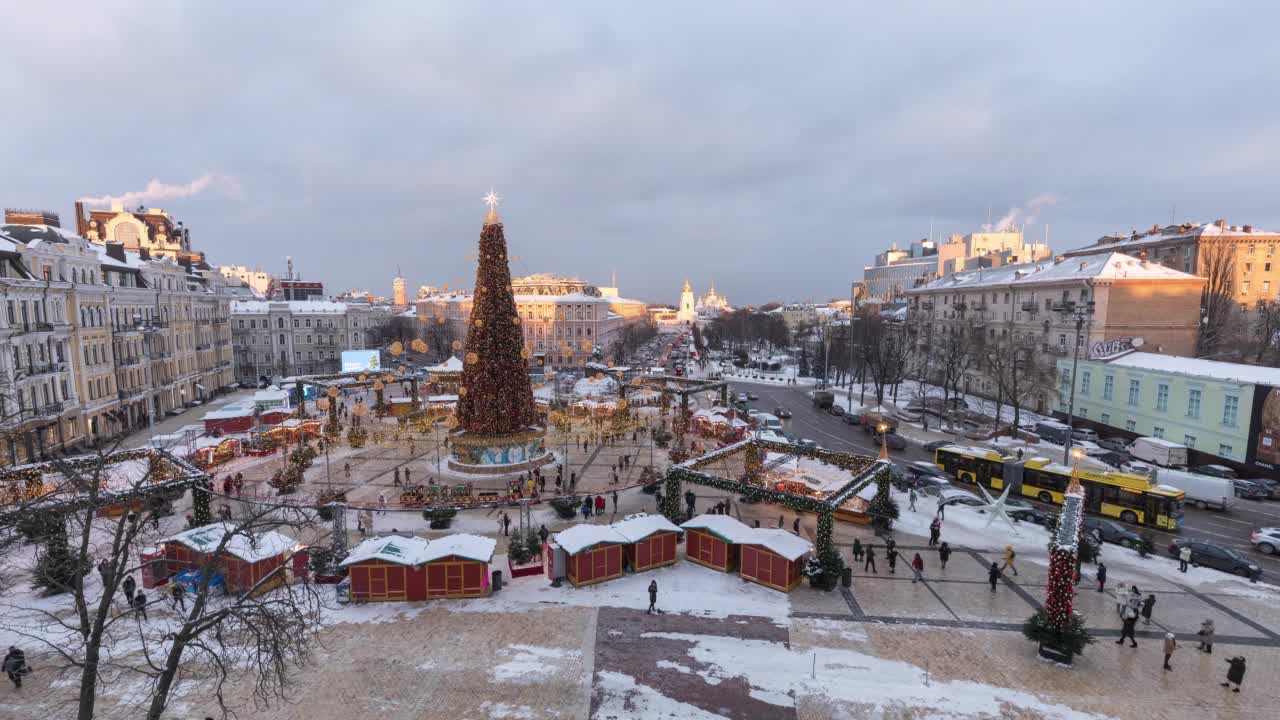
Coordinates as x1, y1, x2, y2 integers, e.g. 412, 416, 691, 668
144, 320, 170, 329
116, 356, 141, 367
920, 302, 934, 310
216, 339, 230, 346
150, 350, 173, 360
212, 317, 229, 325
195, 343, 212, 351
1020, 301, 1039, 313
38, 401, 64, 417
118, 388, 144, 400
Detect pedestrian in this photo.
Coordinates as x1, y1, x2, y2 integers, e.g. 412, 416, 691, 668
851, 538, 863, 562
502, 512, 511, 537
3, 646, 29, 689
988, 562, 1001, 591
908, 488, 917, 512
570, 472, 577, 490
394, 467, 401, 485
1197, 619, 1215, 654
910, 553, 924, 583
647, 579, 658, 614
132, 591, 149, 621
685, 490, 696, 517
539, 475, 546, 493
595, 495, 606, 516
378, 492, 387, 515
1001, 545, 1018, 576
1096, 562, 1107, 593
1162, 632, 1177, 671
864, 545, 878, 573
928, 517, 941, 547
1221, 656, 1246, 692
122, 574, 136, 603
654, 490, 663, 511
886, 547, 898, 574
538, 524, 549, 546
97, 558, 111, 586
169, 581, 186, 612
1179, 545, 1191, 572
1141, 594, 1156, 625
612, 490, 619, 512
938, 542, 952, 571
777, 515, 784, 528
793, 517, 801, 535
581, 499, 592, 521
1115, 604, 1138, 647
344, 462, 351, 478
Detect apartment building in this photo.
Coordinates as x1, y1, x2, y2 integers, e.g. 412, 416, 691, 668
231, 300, 376, 381
906, 252, 1205, 413
0, 211, 235, 464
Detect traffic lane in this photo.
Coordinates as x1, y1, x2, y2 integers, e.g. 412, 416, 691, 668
750, 386, 928, 462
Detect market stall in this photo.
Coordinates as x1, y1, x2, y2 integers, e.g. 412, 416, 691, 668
554, 524, 628, 587
422, 534, 496, 599
738, 529, 810, 592
340, 534, 433, 602
163, 523, 298, 594
680, 514, 753, 573
613, 513, 682, 573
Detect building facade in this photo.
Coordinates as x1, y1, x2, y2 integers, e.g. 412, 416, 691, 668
219, 265, 275, 297
906, 252, 1205, 413
76, 201, 202, 264
676, 279, 696, 323
0, 211, 235, 465
392, 275, 407, 307
231, 300, 376, 381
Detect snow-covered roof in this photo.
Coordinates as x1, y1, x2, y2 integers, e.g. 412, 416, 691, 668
612, 514, 682, 542
1131, 436, 1187, 449
427, 356, 464, 373
1106, 351, 1280, 387
680, 514, 757, 544
232, 300, 351, 314
1063, 221, 1278, 257
554, 523, 629, 555
421, 533, 496, 563
745, 529, 813, 561
911, 252, 1201, 294
166, 523, 296, 564
203, 406, 255, 420
340, 535, 433, 567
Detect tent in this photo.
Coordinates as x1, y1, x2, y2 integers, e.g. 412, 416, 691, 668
613, 514, 682, 573
680, 514, 755, 573
554, 524, 628, 587
738, 529, 811, 592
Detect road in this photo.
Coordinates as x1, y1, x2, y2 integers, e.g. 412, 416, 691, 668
736, 381, 1280, 576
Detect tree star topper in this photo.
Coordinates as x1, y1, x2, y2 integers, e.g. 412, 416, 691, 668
483, 188, 501, 223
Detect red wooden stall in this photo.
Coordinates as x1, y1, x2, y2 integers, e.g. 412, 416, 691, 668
738, 530, 810, 593
554, 524, 628, 587
422, 534, 496, 599
341, 533, 496, 602
680, 514, 754, 573
163, 523, 298, 594
613, 514, 682, 573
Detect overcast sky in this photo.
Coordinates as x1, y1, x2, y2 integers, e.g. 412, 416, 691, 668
3, 3, 1277, 305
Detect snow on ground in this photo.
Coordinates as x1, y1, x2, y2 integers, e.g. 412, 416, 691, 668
451, 557, 790, 621
491, 643, 582, 683
594, 671, 728, 720
573, 375, 619, 397
619, 630, 1108, 719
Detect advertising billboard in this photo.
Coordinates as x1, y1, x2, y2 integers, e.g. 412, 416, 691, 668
341, 350, 381, 374
1249, 384, 1280, 470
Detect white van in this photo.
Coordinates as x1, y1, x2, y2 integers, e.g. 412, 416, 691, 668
1153, 467, 1235, 511
755, 413, 783, 431
1126, 437, 1189, 467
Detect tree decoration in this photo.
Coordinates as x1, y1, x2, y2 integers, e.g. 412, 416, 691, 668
390, 341, 404, 355
466, 352, 479, 364
867, 467, 899, 533
456, 195, 539, 435
192, 476, 212, 525
1025, 468, 1093, 664
452, 340, 462, 350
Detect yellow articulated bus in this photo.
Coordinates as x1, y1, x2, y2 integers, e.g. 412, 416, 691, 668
934, 445, 1184, 531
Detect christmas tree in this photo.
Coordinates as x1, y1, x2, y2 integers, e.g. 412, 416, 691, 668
1024, 467, 1093, 662
457, 192, 539, 435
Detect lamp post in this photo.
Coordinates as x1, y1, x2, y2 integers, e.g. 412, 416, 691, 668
317, 396, 332, 491
1055, 299, 1095, 465
878, 422, 889, 461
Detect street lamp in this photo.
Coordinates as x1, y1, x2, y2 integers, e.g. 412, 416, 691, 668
877, 422, 889, 461
1054, 299, 1095, 465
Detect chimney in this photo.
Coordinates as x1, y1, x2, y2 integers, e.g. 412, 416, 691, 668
1216, 218, 1228, 229
74, 201, 87, 235
1243, 225, 1253, 233
105, 241, 126, 262
138, 247, 150, 261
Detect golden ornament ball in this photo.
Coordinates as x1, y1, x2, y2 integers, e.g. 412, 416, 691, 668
437, 317, 446, 325
466, 352, 479, 364
373, 380, 384, 391
458, 386, 467, 396
390, 341, 403, 356
520, 347, 531, 359
474, 319, 484, 327
327, 386, 340, 398
452, 340, 462, 350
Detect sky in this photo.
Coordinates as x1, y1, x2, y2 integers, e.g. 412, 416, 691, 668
2, 2, 1278, 306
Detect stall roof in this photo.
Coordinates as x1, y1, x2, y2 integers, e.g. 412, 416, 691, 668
340, 535, 433, 567
745, 529, 812, 561
427, 356, 464, 373
421, 533, 496, 563
166, 523, 297, 564
554, 524, 629, 555
612, 514, 682, 542
680, 514, 756, 544
203, 406, 255, 420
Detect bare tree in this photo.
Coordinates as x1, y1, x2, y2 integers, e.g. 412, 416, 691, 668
1196, 241, 1237, 357
985, 340, 1052, 433
937, 328, 975, 413
860, 314, 911, 407
1245, 301, 1280, 366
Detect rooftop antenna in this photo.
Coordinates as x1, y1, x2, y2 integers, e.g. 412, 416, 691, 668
286, 256, 294, 280
987, 204, 993, 229
928, 219, 934, 244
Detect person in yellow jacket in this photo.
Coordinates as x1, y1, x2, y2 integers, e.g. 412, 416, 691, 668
1000, 545, 1019, 576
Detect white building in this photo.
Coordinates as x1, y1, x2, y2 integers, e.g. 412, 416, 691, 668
676, 279, 697, 323
231, 300, 377, 381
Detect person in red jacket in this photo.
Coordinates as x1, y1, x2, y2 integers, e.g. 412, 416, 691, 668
911, 553, 925, 583
594, 495, 606, 516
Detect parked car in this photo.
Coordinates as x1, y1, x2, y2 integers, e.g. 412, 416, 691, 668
774, 407, 792, 419
1233, 479, 1270, 500
1072, 427, 1099, 443
829, 404, 845, 417
1192, 464, 1238, 479
842, 413, 860, 425
736, 392, 749, 403
1007, 503, 1050, 525
871, 431, 907, 451
1254, 479, 1280, 500
1167, 539, 1262, 580
937, 488, 984, 507
1081, 517, 1143, 548
1252, 528, 1280, 555
1097, 436, 1130, 453
922, 439, 954, 455
798, 438, 818, 449
907, 461, 949, 481
747, 393, 759, 401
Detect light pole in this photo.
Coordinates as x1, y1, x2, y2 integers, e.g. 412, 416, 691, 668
1055, 299, 1095, 465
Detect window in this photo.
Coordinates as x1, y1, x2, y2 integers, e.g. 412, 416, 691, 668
1266, 281, 1271, 294
1059, 368, 1071, 395
1219, 443, 1233, 457
1125, 420, 1136, 432
1081, 371, 1091, 396
1152, 426, 1165, 439
1241, 281, 1250, 295
1223, 395, 1240, 426
1187, 389, 1201, 418
1100, 413, 1110, 425
1127, 379, 1140, 406
1079, 407, 1088, 418
1268, 263, 1273, 272
1184, 435, 1196, 449
1155, 383, 1169, 412
1103, 375, 1114, 400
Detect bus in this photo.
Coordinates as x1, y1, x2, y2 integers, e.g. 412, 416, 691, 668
934, 445, 1184, 531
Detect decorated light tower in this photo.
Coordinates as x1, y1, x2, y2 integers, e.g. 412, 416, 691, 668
1025, 463, 1094, 664
449, 191, 551, 473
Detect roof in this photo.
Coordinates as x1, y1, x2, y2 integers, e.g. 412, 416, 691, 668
427, 356, 464, 373
1106, 351, 1280, 387
166, 523, 296, 563
910, 252, 1201, 294
745, 529, 813, 561
232, 300, 351, 314
554, 523, 629, 555
421, 533, 496, 563
1063, 221, 1279, 257
680, 514, 757, 544
1132, 436, 1187, 449
612, 514, 682, 542
340, 535, 433, 567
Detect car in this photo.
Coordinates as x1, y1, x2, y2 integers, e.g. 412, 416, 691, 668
1008, 504, 1050, 525
1252, 527, 1280, 555
1081, 517, 1143, 548
871, 431, 907, 451
798, 438, 818, 449
1097, 436, 1130, 453
1192, 464, 1238, 479
907, 461, 949, 481
736, 392, 749, 402
774, 407, 792, 419
1254, 479, 1280, 500
1168, 539, 1262, 580
1094, 450, 1133, 469
842, 413, 861, 425
937, 488, 984, 507
747, 393, 759, 401
829, 404, 846, 417
922, 439, 954, 454
1233, 479, 1270, 500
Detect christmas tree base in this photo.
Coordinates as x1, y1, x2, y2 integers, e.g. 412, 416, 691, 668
1036, 641, 1074, 666
447, 428, 554, 476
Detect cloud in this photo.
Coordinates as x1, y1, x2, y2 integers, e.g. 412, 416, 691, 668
78, 173, 243, 208
987, 194, 1063, 232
